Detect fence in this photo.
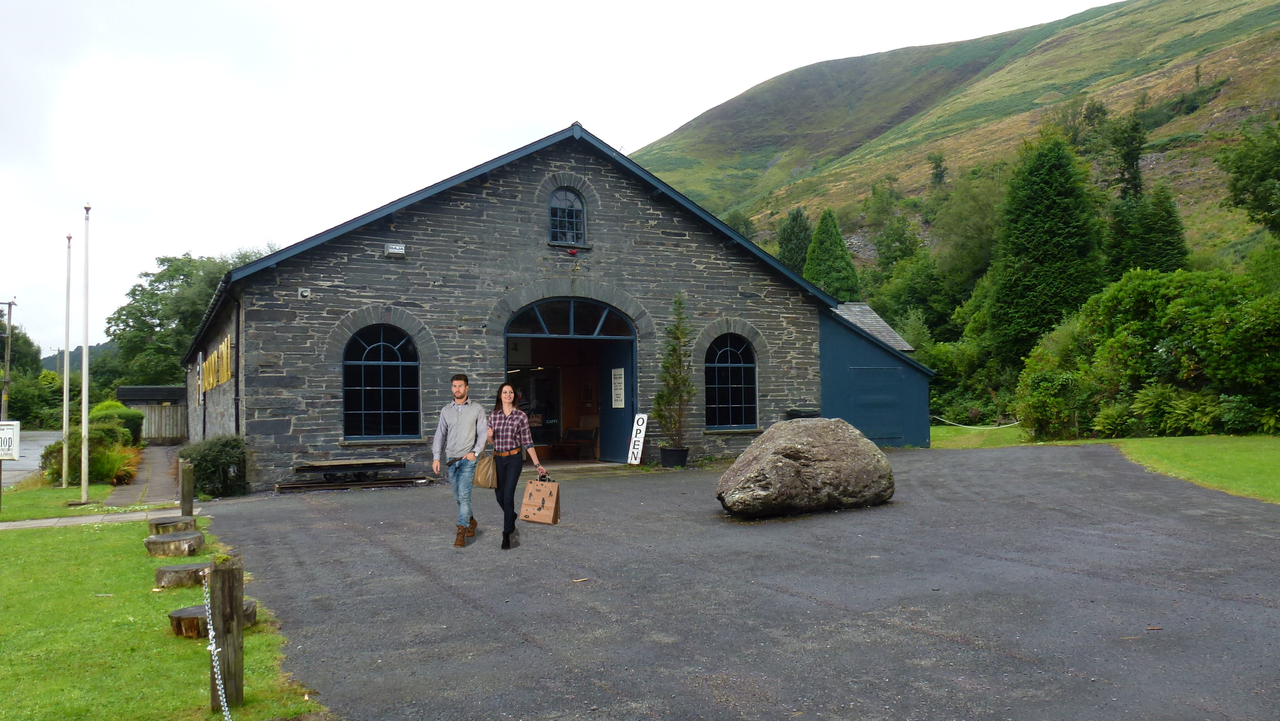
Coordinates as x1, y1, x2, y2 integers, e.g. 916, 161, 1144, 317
139, 404, 188, 445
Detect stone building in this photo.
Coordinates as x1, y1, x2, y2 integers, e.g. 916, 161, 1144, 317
183, 124, 932, 490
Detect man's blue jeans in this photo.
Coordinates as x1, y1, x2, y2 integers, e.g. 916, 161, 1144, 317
446, 458, 475, 528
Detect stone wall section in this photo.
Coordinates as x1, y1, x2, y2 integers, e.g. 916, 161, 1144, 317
184, 309, 238, 444
233, 139, 823, 489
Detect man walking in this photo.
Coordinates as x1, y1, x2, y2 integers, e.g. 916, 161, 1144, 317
432, 374, 487, 547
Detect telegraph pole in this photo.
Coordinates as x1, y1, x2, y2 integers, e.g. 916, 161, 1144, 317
80, 204, 90, 503
63, 234, 72, 488
1, 299, 14, 514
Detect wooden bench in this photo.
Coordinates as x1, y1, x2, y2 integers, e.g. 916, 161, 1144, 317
277, 458, 413, 493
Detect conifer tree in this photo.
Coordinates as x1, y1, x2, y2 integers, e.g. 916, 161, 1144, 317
1131, 183, 1189, 273
803, 208, 861, 302
1104, 196, 1141, 281
988, 135, 1102, 366
775, 207, 814, 275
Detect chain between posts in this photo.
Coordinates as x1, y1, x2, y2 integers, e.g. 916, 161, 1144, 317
201, 567, 233, 720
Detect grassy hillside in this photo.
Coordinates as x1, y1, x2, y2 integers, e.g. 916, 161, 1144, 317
634, 0, 1280, 252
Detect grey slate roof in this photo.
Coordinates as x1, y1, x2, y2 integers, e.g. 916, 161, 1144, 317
835, 303, 913, 352
116, 385, 186, 404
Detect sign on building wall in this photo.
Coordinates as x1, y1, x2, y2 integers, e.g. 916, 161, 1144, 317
627, 414, 648, 465
611, 368, 624, 409
201, 335, 234, 393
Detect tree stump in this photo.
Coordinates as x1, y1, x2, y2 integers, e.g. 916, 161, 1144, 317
144, 530, 205, 556
155, 562, 211, 589
168, 599, 258, 639
148, 516, 196, 535
169, 605, 208, 639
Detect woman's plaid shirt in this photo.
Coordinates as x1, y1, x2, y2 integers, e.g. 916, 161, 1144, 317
488, 408, 534, 453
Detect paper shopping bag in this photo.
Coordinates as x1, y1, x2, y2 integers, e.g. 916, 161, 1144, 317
519, 476, 560, 525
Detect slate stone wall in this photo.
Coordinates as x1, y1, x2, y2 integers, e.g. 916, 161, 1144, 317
184, 310, 238, 444
231, 139, 824, 490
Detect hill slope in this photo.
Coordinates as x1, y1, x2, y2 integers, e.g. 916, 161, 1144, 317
634, 0, 1280, 251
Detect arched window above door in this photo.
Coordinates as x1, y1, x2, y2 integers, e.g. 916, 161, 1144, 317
342, 324, 420, 438
506, 298, 634, 339
705, 333, 757, 429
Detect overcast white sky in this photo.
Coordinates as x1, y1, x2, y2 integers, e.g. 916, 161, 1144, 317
1, 0, 1119, 354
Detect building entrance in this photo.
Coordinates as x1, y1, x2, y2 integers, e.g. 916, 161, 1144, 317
504, 298, 636, 463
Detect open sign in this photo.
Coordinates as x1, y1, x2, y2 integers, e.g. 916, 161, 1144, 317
627, 414, 648, 465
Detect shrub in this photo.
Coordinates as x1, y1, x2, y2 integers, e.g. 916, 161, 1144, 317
1131, 383, 1178, 430
1092, 402, 1134, 438
1219, 395, 1260, 434
39, 423, 139, 485
179, 435, 248, 497
89, 403, 144, 446
1161, 391, 1221, 436
1015, 369, 1085, 441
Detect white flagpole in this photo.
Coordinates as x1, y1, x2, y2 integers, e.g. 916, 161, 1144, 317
80, 204, 91, 503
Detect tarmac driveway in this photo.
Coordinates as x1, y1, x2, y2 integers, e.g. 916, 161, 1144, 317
208, 445, 1280, 720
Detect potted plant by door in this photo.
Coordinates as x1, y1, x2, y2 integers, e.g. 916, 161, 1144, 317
653, 291, 695, 467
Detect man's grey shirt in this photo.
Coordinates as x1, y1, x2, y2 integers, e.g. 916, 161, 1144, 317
432, 399, 487, 461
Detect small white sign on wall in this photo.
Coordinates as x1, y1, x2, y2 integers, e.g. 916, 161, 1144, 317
611, 367, 625, 409
627, 414, 648, 465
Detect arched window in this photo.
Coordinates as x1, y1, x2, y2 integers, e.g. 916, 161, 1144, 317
549, 188, 585, 245
705, 334, 757, 429
343, 324, 420, 438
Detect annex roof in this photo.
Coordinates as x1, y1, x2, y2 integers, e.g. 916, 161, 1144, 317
835, 303, 914, 352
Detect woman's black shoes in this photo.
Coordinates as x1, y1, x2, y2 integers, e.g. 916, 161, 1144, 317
501, 532, 512, 550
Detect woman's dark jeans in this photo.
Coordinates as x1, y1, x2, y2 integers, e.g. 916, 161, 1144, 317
494, 453, 523, 534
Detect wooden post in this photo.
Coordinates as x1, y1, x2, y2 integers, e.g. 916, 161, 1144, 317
208, 553, 244, 711
180, 459, 194, 518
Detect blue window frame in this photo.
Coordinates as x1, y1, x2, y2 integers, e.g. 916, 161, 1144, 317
549, 188, 585, 245
343, 324, 420, 438
705, 334, 757, 429
505, 298, 634, 339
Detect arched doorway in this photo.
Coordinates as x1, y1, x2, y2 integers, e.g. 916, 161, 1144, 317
505, 298, 636, 463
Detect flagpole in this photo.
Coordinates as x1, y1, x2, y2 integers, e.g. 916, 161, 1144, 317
80, 204, 90, 503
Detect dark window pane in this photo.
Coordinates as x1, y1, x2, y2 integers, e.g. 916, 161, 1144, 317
384, 389, 401, 412
383, 414, 402, 437
364, 414, 383, 437
403, 413, 420, 435
744, 407, 757, 425
403, 390, 420, 412
574, 301, 604, 336
538, 301, 571, 335
366, 389, 382, 412
363, 366, 382, 388
344, 389, 362, 411
508, 307, 542, 335
599, 311, 631, 337
345, 414, 361, 437
344, 365, 361, 388
716, 367, 730, 386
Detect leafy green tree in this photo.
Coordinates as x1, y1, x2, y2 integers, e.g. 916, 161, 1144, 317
1216, 121, 1280, 236
803, 209, 861, 302
872, 214, 921, 271
1107, 114, 1146, 200
0, 315, 42, 377
987, 135, 1103, 366
774, 207, 814, 275
106, 248, 272, 386
722, 210, 756, 240
932, 163, 1009, 300
926, 152, 948, 187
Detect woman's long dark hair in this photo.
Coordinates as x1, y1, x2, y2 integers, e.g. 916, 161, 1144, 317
493, 382, 517, 414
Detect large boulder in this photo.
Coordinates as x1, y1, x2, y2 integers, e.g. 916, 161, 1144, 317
716, 418, 894, 518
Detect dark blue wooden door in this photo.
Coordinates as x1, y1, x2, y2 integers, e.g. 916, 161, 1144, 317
597, 340, 635, 462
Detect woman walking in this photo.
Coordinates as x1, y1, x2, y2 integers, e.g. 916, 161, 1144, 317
487, 382, 545, 550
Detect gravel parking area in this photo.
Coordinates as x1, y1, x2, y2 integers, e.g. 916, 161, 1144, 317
209, 445, 1280, 720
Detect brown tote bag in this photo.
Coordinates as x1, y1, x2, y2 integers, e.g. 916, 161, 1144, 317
473, 445, 497, 489
519, 474, 561, 525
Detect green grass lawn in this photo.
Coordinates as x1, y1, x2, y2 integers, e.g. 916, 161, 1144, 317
0, 481, 116, 522
1114, 436, 1280, 504
929, 425, 1280, 504
0, 519, 322, 720
0, 480, 173, 523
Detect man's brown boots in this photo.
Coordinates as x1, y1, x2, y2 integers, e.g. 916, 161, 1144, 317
454, 525, 467, 547
467, 517, 477, 537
